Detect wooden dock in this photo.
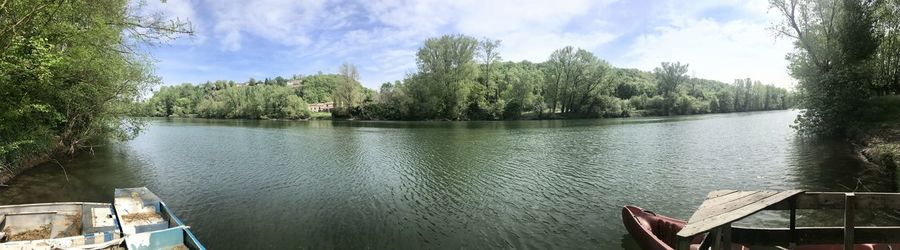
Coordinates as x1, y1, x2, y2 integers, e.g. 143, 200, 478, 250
674, 190, 900, 250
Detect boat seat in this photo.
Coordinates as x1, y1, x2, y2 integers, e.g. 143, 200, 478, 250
83, 206, 116, 234
48, 212, 81, 239
653, 217, 683, 248
1, 212, 55, 238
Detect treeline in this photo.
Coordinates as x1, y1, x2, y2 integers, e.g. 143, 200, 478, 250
139, 83, 310, 119
1, 1, 191, 174
140, 35, 793, 121
771, 0, 900, 136
355, 35, 792, 120
138, 69, 374, 119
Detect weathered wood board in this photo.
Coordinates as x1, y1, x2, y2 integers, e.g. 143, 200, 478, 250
677, 190, 803, 237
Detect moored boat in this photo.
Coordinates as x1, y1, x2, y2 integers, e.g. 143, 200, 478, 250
114, 187, 205, 250
0, 202, 122, 249
0, 187, 204, 250
624, 190, 900, 250
622, 206, 745, 250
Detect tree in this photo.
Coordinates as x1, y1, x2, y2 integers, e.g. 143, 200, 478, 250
412, 34, 479, 119
771, 0, 879, 135
478, 38, 502, 99
872, 0, 900, 95
543, 46, 613, 115
136, 34, 795, 122
334, 62, 361, 109
299, 74, 341, 103
0, 0, 192, 170
654, 62, 689, 96
498, 61, 542, 118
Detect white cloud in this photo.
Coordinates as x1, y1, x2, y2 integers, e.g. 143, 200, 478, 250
349, 0, 620, 85
150, 0, 795, 89
619, 1, 796, 88
207, 0, 342, 51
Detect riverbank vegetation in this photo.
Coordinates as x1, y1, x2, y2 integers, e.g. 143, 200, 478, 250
770, 0, 900, 167
771, 0, 900, 136
0, 0, 191, 182
855, 95, 900, 169
139, 35, 793, 121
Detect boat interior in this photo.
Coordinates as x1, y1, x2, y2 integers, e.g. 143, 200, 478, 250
0, 187, 204, 250
0, 202, 121, 249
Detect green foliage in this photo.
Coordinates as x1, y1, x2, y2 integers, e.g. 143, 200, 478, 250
654, 62, 689, 96
0, 0, 191, 168
410, 34, 479, 120
145, 84, 310, 120
612, 69, 656, 100
299, 74, 341, 103
334, 63, 362, 109
360, 36, 791, 120
140, 35, 794, 122
771, 0, 891, 136
542, 46, 614, 115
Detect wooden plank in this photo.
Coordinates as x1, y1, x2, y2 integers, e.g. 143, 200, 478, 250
844, 193, 855, 250
676, 237, 691, 250
706, 190, 739, 199
731, 226, 900, 245
678, 190, 803, 237
713, 227, 724, 250
789, 197, 797, 250
721, 224, 732, 250
766, 192, 900, 210
693, 191, 761, 220
688, 191, 777, 223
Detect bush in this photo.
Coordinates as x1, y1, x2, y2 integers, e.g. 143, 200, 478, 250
331, 107, 351, 119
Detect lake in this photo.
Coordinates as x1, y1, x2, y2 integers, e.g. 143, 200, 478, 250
0, 110, 893, 249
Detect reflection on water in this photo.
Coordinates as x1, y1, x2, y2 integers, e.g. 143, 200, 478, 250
0, 110, 891, 249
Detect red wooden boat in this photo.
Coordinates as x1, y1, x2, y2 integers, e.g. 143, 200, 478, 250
623, 205, 747, 250
622, 205, 893, 250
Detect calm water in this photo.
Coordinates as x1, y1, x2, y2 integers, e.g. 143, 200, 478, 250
0, 110, 894, 249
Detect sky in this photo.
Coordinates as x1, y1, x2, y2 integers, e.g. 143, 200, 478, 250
141, 0, 796, 89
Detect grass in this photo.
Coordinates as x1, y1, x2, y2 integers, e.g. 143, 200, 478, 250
309, 112, 332, 120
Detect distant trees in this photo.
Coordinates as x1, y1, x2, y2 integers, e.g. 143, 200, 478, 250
655, 62, 689, 96
334, 63, 361, 110
139, 34, 794, 122
652, 62, 689, 114
142, 83, 310, 119
350, 36, 792, 120
542, 46, 614, 115
198, 85, 308, 119
410, 34, 479, 119
498, 61, 542, 119
300, 74, 340, 103
473, 39, 504, 119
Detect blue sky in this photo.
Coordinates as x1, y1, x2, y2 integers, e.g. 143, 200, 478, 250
142, 0, 795, 89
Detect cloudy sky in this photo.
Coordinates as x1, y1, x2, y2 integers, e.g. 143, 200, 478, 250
143, 0, 796, 89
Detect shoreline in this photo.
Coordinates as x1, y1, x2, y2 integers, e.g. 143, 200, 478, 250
0, 152, 51, 186
853, 126, 900, 173
145, 109, 793, 123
